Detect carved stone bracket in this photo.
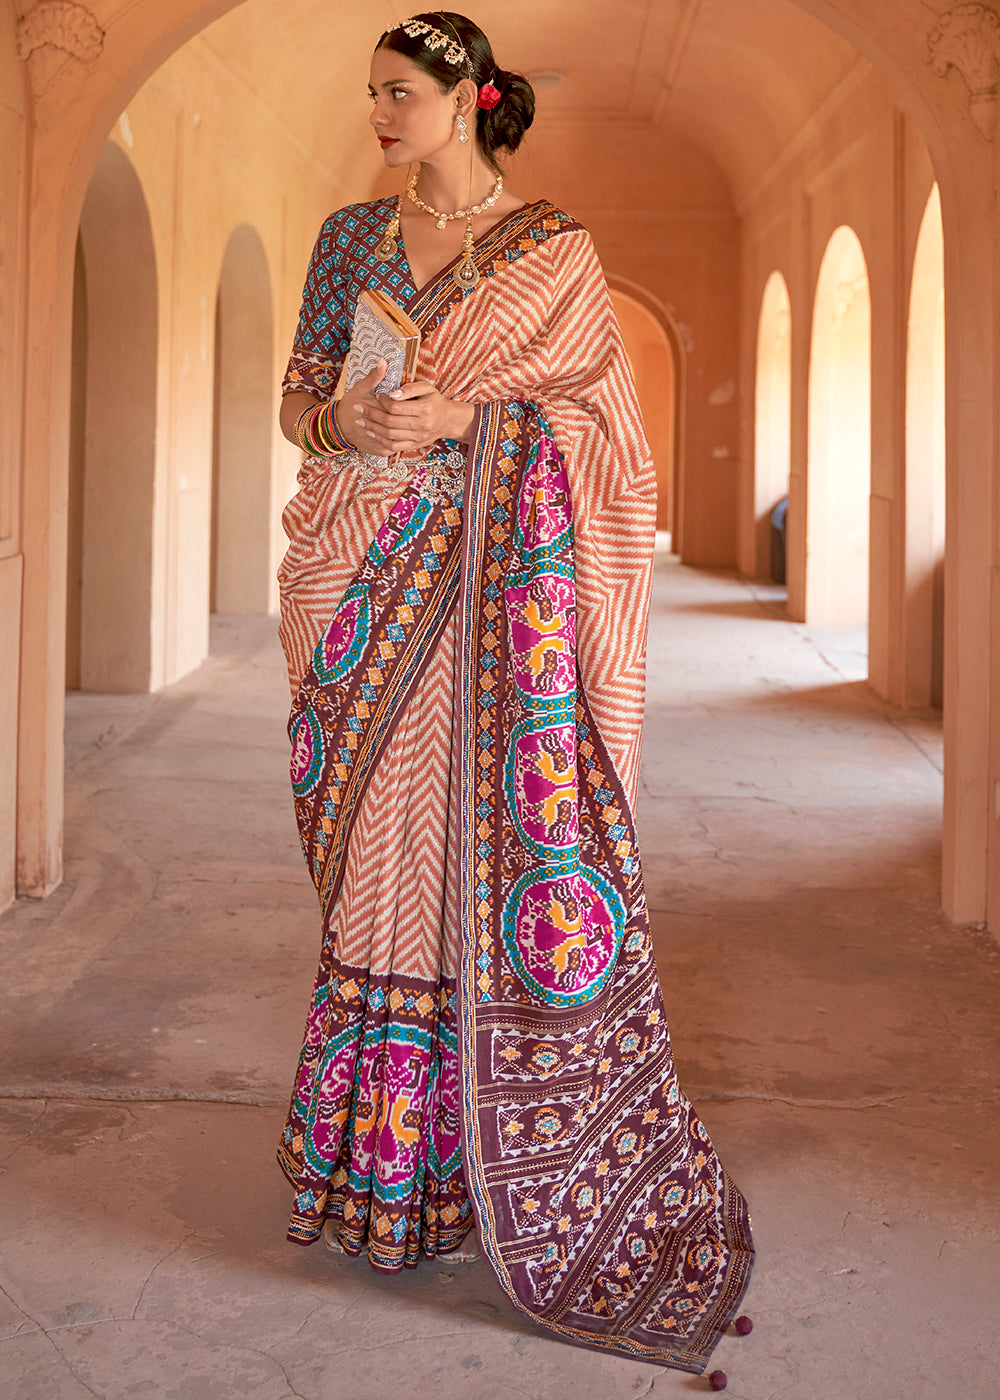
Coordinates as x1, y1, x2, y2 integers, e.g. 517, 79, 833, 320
16, 2, 105, 64
928, 4, 1000, 140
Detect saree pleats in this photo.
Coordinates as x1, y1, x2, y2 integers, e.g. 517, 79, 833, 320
278, 604, 472, 1266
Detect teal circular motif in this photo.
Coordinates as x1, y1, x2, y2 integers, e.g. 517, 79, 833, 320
501, 864, 626, 1008
313, 588, 370, 685
289, 705, 324, 796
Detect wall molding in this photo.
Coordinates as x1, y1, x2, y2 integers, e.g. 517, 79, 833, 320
16, 2, 104, 65
928, 4, 1000, 139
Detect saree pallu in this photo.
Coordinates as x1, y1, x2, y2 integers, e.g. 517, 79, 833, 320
277, 200, 753, 1371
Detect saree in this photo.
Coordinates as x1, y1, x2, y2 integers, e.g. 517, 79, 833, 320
277, 196, 754, 1372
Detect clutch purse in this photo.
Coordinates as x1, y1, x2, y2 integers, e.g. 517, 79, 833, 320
341, 288, 421, 473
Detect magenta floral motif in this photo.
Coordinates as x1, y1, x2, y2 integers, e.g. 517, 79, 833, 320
505, 575, 576, 697
289, 708, 323, 797
517, 436, 573, 549
512, 873, 618, 997
376, 493, 420, 551
290, 718, 315, 787
512, 724, 579, 848
321, 596, 363, 673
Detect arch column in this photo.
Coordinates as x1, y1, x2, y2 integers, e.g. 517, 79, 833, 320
945, 168, 997, 926
72, 142, 159, 691
0, 18, 27, 911
903, 185, 945, 709
804, 227, 872, 628
212, 224, 274, 615
753, 271, 792, 578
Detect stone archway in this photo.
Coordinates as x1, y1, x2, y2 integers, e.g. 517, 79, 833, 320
211, 224, 274, 616
805, 225, 872, 632
608, 286, 681, 538
68, 141, 158, 693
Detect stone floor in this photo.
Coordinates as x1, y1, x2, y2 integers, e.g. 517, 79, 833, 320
1, 553, 997, 1400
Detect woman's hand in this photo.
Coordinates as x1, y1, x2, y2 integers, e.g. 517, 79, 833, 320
353, 379, 476, 454
334, 360, 392, 451
279, 361, 391, 453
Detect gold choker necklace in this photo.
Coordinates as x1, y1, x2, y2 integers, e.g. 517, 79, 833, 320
406, 169, 503, 230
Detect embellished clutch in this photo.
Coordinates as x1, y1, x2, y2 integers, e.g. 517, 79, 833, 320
341, 288, 421, 473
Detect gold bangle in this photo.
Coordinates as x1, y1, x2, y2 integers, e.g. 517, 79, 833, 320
292, 403, 315, 453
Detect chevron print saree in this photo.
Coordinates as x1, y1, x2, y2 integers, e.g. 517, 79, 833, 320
277, 198, 753, 1371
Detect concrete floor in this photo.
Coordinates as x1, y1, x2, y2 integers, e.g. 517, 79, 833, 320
1, 554, 997, 1400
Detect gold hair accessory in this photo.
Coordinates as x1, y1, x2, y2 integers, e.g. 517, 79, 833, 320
384, 18, 469, 68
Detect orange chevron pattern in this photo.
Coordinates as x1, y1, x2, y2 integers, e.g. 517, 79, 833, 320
333, 613, 462, 983
277, 200, 665, 1282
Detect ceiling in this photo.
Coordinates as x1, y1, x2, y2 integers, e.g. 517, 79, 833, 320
184, 0, 870, 210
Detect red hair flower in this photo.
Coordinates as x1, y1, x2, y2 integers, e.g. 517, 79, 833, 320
477, 82, 502, 110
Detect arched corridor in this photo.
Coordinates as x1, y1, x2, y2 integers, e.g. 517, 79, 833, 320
3, 0, 1000, 1391
10, 0, 999, 928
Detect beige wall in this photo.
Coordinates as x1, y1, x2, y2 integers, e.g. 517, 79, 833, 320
3, 0, 1000, 936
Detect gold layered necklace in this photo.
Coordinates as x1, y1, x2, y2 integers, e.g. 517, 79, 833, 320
405, 168, 503, 229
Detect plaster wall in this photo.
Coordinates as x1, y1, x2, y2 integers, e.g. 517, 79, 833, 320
75, 142, 158, 692
212, 224, 274, 616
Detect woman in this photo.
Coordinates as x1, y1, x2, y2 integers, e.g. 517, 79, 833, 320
277, 11, 753, 1376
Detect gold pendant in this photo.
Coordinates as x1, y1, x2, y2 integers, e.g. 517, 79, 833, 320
453, 254, 480, 290
375, 235, 398, 261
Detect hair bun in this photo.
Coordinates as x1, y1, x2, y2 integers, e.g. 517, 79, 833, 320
482, 67, 535, 159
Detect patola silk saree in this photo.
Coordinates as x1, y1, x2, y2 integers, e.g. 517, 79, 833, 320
276, 197, 753, 1371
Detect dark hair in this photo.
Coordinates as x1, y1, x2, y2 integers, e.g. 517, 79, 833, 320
377, 12, 535, 172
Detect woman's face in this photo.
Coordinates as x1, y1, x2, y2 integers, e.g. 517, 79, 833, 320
368, 48, 458, 167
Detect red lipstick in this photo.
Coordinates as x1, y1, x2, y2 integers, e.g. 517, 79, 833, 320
379, 137, 399, 148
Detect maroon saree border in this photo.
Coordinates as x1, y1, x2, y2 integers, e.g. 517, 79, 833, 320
456, 399, 754, 1371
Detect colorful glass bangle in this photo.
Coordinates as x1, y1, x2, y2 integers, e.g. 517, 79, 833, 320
294, 401, 352, 456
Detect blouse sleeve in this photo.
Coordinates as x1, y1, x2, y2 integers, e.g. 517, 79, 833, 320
281, 213, 351, 400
